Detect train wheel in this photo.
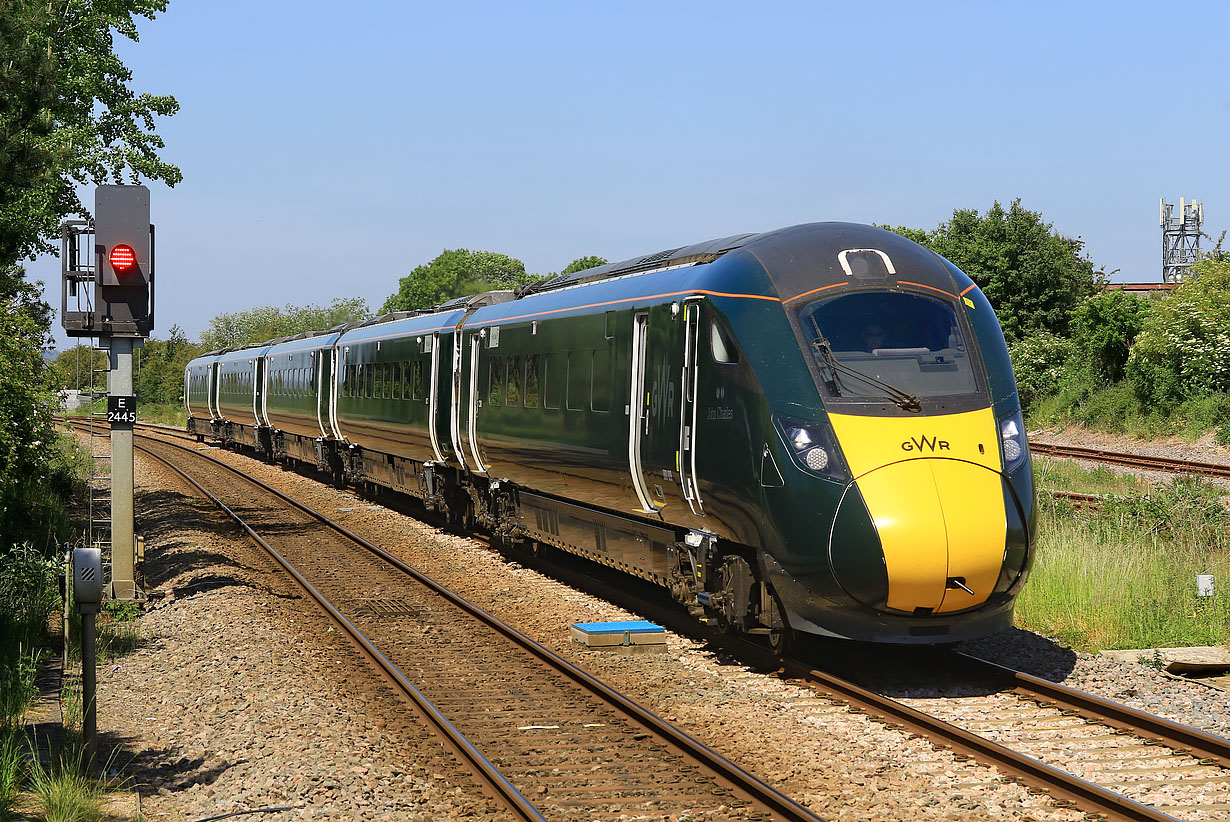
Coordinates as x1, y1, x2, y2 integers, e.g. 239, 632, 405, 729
765, 590, 794, 658
715, 555, 756, 634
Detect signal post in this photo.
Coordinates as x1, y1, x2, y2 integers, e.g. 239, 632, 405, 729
61, 184, 155, 602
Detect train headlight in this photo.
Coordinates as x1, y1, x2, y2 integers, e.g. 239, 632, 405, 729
776, 417, 847, 481
999, 411, 1027, 473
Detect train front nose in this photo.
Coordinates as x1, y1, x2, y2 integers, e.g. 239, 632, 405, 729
832, 458, 1007, 613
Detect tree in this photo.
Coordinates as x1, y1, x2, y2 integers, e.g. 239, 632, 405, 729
0, 0, 180, 271
0, 297, 63, 548
896, 200, 1104, 342
135, 324, 202, 405
559, 256, 608, 276
380, 249, 531, 313
199, 297, 371, 351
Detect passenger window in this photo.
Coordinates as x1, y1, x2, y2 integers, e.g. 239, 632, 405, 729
566, 350, 587, 411
489, 357, 503, 406
591, 347, 612, 412
542, 353, 561, 410
412, 360, 424, 400
524, 354, 539, 408
506, 355, 522, 406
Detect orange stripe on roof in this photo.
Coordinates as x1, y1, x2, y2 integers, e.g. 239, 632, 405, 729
960, 283, 977, 296
321, 289, 779, 345
463, 289, 780, 328
781, 282, 848, 305
341, 323, 457, 346
898, 280, 957, 299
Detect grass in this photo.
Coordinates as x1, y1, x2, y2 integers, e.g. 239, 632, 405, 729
27, 745, 108, 822
1, 544, 125, 821
1028, 383, 1230, 444
1032, 455, 1152, 497
0, 728, 26, 818
1015, 470, 1230, 650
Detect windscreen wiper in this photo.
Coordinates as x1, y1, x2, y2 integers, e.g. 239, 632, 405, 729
810, 325, 921, 412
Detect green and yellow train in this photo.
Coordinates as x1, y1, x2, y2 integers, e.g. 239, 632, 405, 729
186, 222, 1035, 648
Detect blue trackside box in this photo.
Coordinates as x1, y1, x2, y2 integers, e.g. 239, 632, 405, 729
571, 620, 666, 648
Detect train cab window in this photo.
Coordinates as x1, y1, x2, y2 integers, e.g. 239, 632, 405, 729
542, 353, 562, 410
524, 354, 540, 408
794, 290, 981, 405
591, 347, 612, 412
489, 357, 503, 406
506, 355, 522, 406
710, 321, 739, 364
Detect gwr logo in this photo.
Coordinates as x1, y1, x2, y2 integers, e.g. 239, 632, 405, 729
901, 435, 950, 452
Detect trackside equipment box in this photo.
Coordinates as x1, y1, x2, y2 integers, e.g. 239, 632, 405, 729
571, 620, 666, 650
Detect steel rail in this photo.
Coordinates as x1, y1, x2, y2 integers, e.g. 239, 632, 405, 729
1030, 441, 1230, 479
478, 546, 1192, 822
127, 436, 548, 822
778, 659, 1183, 822
964, 654, 1230, 769
123, 425, 825, 822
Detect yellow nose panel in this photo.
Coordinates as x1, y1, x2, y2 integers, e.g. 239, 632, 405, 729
856, 460, 948, 612
829, 409, 1007, 614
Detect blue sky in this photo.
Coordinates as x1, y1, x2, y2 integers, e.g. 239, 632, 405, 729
29, 1, 1230, 349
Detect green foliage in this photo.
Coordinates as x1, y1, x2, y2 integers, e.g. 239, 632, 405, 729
558, 256, 608, 276
896, 200, 1104, 342
0, 298, 76, 548
102, 601, 140, 622
135, 325, 203, 405
1007, 331, 1073, 411
1068, 290, 1150, 385
48, 345, 109, 393
381, 249, 531, 313
28, 743, 108, 822
0, 726, 26, 815
1126, 258, 1230, 407
1018, 472, 1230, 650
0, 0, 180, 269
199, 297, 371, 350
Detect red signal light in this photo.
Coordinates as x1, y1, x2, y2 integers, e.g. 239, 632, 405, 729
109, 244, 137, 273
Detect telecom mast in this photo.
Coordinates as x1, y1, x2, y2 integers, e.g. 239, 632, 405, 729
1160, 197, 1203, 283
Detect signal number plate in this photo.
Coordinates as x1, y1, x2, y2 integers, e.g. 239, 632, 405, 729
107, 395, 138, 424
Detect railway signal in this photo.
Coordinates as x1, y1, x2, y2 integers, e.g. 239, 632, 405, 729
59, 184, 156, 603
94, 184, 154, 336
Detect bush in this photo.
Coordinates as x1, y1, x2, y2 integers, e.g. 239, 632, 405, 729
1126, 259, 1230, 408
1068, 290, 1150, 384
1008, 332, 1074, 411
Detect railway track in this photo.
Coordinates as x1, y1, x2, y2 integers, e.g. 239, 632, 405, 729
1029, 440, 1230, 479
68, 419, 823, 822
64, 418, 1230, 819
505, 542, 1230, 822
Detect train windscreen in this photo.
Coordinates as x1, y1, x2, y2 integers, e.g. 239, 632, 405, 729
795, 290, 981, 406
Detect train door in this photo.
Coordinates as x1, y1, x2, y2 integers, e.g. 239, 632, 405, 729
207, 362, 219, 421
328, 346, 344, 440
448, 329, 468, 470
257, 356, 270, 427
627, 302, 704, 519
678, 299, 704, 515
427, 332, 445, 462
315, 349, 329, 438
464, 331, 487, 473
628, 313, 657, 514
